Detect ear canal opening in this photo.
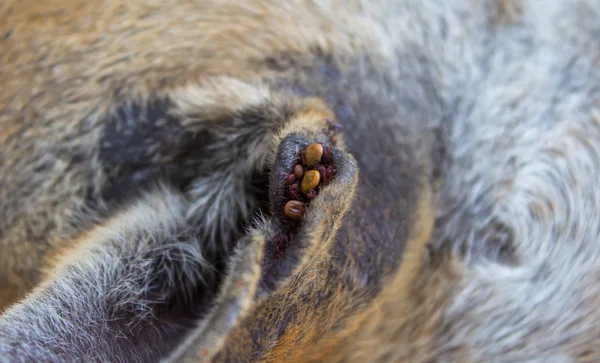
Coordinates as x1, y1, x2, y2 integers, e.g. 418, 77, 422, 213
259, 133, 358, 296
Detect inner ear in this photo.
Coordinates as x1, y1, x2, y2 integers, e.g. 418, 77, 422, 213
163, 133, 358, 363
258, 132, 358, 296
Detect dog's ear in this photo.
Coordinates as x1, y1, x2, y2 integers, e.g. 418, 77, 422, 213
164, 133, 358, 363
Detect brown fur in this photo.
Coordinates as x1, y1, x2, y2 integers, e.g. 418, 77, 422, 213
262, 180, 444, 363
2, 0, 599, 362
0, 0, 375, 309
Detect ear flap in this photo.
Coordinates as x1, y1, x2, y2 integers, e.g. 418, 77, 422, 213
161, 232, 264, 363
163, 133, 358, 362
258, 133, 358, 296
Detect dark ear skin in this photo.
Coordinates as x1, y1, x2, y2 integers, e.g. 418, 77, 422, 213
164, 133, 358, 362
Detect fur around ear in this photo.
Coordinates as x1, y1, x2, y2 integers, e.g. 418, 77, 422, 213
165, 132, 358, 362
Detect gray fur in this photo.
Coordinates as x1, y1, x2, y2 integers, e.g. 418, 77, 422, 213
374, 0, 600, 360
433, 1, 600, 360
0, 186, 211, 362
2, 0, 600, 362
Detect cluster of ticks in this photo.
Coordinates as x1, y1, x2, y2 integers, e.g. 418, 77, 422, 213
282, 142, 337, 222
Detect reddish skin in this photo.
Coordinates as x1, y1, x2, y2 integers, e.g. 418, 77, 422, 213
288, 183, 302, 200
315, 165, 327, 183
306, 190, 318, 200
321, 145, 333, 164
